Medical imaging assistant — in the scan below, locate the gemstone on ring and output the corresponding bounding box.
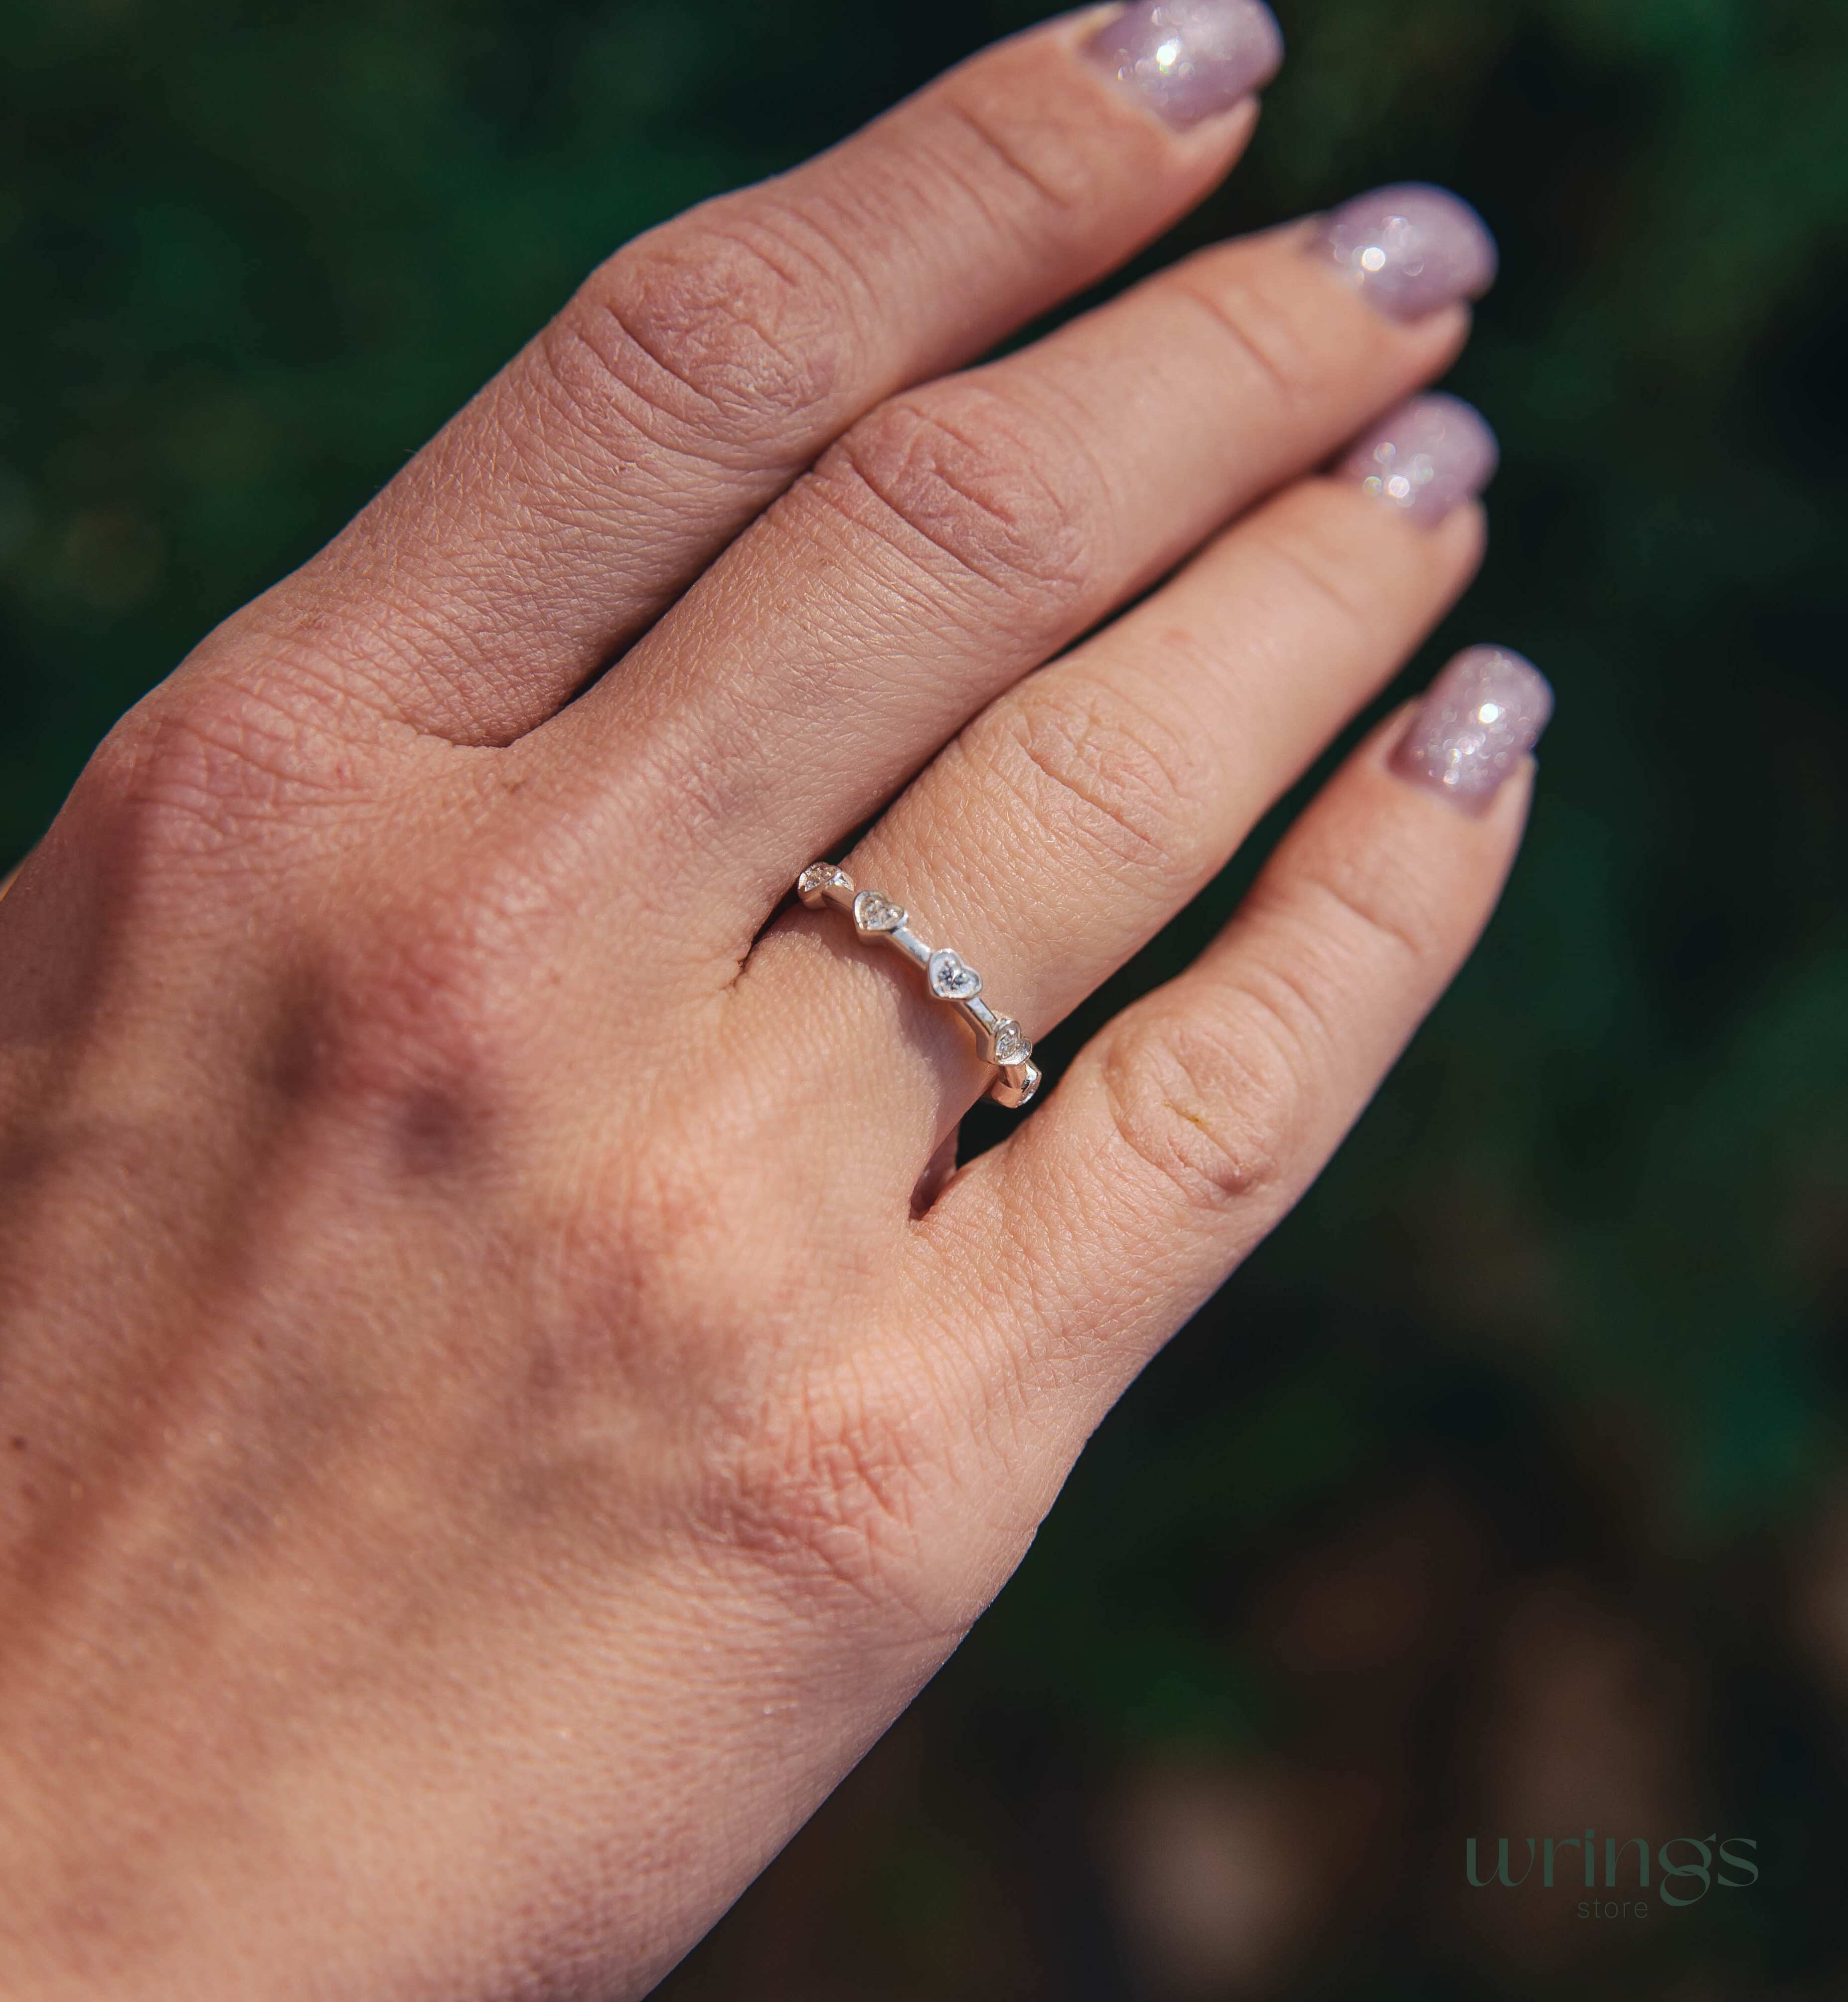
[926,948,982,1001]
[852,889,907,935]
[990,1018,1030,1066]
[797,861,848,899]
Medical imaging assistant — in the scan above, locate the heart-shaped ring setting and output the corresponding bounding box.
[797,862,849,901]
[926,949,982,1002]
[853,890,906,935]
[990,1018,1030,1066]
[799,860,1038,1111]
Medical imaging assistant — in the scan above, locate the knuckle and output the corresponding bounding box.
[1098,1000,1314,1216]
[1166,251,1344,414]
[974,676,1210,877]
[1257,842,1445,979]
[71,707,160,817]
[827,384,1097,613]
[1245,506,1381,646]
[540,204,854,461]
[71,677,353,865]
[933,79,1118,221]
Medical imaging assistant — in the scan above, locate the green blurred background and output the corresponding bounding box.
[5,0,1847,1993]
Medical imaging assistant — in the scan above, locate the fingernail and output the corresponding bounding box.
[1339,394,1498,526]
[1085,0,1285,130]
[1316,183,1498,321]
[1391,646,1552,814]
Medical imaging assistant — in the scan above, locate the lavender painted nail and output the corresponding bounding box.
[1392,646,1553,814]
[1339,394,1499,526]
[1318,184,1498,321]
[1085,0,1285,130]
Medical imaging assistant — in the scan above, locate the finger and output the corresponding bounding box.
[204,4,1285,745]
[738,393,1496,1168]
[539,186,1497,949]
[920,647,1553,1400]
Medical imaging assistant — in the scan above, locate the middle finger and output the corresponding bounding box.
[532,185,1496,964]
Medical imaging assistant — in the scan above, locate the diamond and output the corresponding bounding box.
[797,862,847,899]
[991,1018,1030,1065]
[926,949,981,1002]
[853,889,906,934]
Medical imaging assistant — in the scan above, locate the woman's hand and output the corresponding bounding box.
[0,5,1547,1995]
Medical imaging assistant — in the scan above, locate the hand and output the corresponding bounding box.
[0,5,1548,1994]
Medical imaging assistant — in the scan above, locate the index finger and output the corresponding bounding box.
[222,1,1285,746]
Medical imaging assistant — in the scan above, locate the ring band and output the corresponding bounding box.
[796,862,1041,1109]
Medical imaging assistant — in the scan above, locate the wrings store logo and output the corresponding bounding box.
[1465,1831,1759,1919]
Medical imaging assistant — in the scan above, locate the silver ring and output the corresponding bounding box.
[796,862,1041,1109]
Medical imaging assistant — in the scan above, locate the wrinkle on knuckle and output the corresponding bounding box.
[1245,510,1381,646]
[1098,1002,1311,1217]
[539,208,854,467]
[1167,259,1332,415]
[828,386,1096,614]
[931,86,1112,225]
[74,681,357,865]
[979,677,1208,877]
[1253,843,1443,979]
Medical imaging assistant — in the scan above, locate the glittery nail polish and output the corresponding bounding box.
[1339,394,1498,526]
[1317,184,1498,322]
[1392,646,1552,814]
[1085,0,1285,130]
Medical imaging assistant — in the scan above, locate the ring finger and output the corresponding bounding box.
[735,391,1501,1174]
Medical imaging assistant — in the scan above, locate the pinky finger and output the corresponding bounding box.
[919,646,1552,1404]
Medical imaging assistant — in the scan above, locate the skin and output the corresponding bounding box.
[0,13,1531,1998]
